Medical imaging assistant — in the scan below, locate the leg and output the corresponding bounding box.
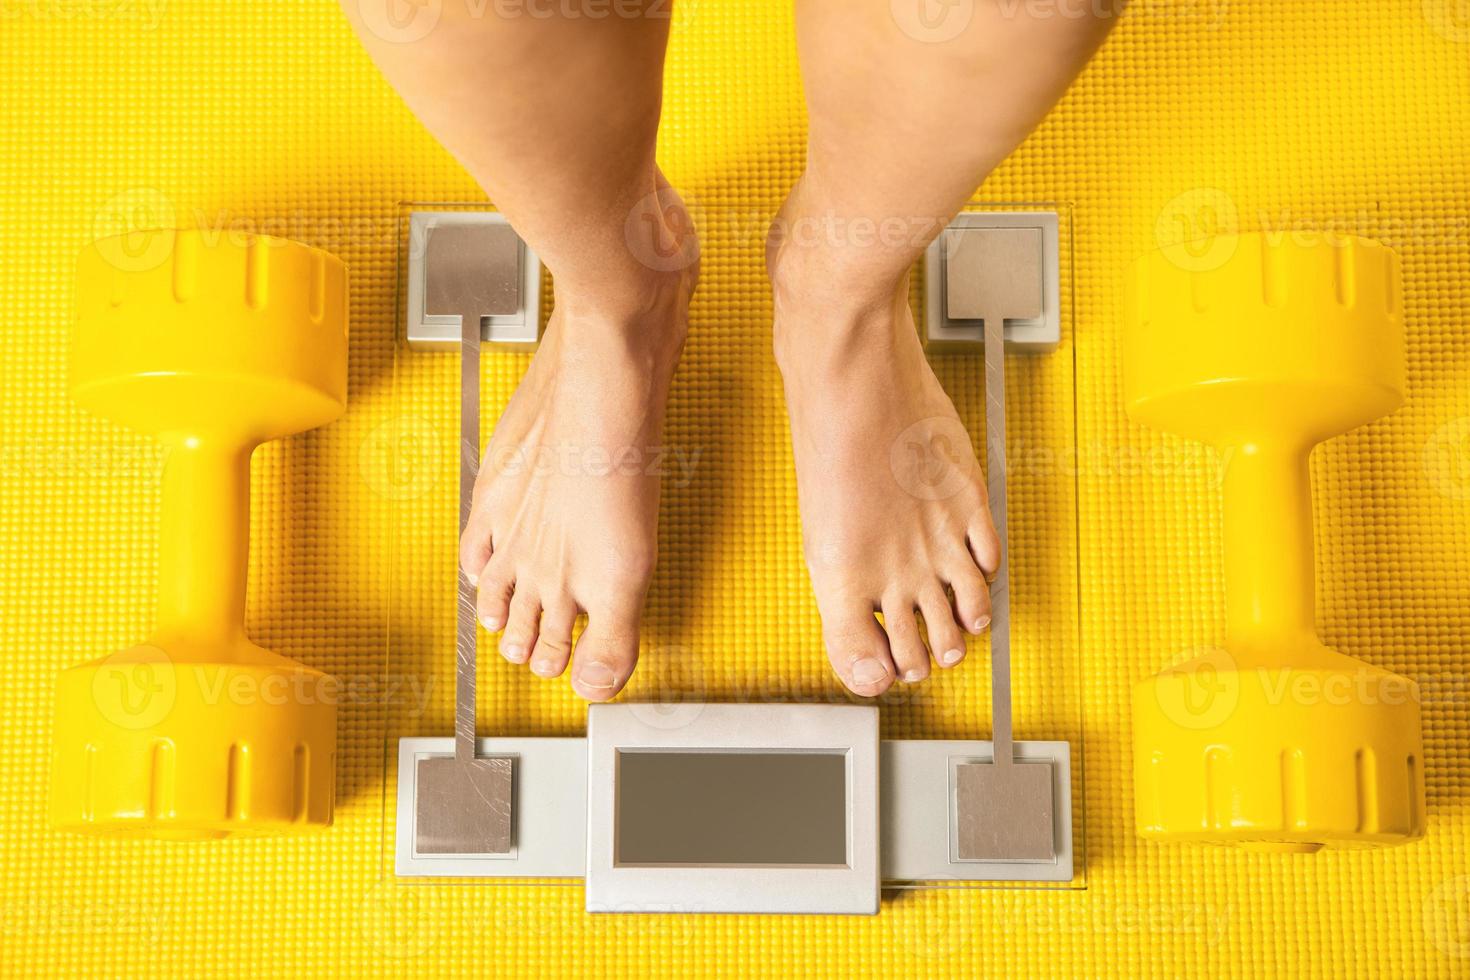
[341,3,697,700]
[774,0,1114,696]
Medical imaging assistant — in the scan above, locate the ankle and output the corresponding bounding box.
[548,264,693,368]
[768,236,913,364]
[766,173,924,303]
[553,262,693,320]
[537,170,700,329]
[769,243,906,314]
[766,202,920,355]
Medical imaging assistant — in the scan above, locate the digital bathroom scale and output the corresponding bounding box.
[384,205,1085,915]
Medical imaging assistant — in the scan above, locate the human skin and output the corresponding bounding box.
[771,0,1115,694]
[339,1,694,701]
[338,0,1114,700]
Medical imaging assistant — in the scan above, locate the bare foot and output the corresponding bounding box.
[460,183,696,701]
[769,208,999,698]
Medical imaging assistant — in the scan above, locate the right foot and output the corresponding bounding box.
[768,194,999,698]
[459,181,697,701]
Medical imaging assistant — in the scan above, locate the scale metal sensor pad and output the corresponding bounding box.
[394,209,1076,915]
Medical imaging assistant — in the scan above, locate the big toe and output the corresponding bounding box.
[570,609,642,702]
[821,600,897,698]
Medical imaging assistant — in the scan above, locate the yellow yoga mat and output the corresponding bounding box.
[3,0,1468,975]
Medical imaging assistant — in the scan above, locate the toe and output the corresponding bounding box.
[570,607,642,702]
[459,499,496,584]
[821,601,897,698]
[948,568,992,636]
[881,598,930,684]
[529,602,576,679]
[919,587,966,669]
[967,519,1001,578]
[476,572,514,632]
[499,590,540,664]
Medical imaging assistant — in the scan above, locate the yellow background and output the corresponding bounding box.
[3,0,1469,975]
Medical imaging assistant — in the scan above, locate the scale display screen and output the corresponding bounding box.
[614,751,848,867]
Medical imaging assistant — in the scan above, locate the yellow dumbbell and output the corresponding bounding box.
[51,231,347,838]
[1125,233,1425,851]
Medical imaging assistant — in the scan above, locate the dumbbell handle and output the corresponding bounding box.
[1221,440,1317,657]
[155,436,251,646]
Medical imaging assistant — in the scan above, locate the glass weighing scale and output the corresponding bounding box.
[372,203,1087,914]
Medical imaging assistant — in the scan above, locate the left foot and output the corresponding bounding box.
[769,199,1000,697]
[460,178,696,701]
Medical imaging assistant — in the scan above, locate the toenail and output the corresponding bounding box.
[500,641,525,663]
[851,658,889,686]
[530,659,558,678]
[481,614,504,631]
[941,648,965,666]
[578,662,617,690]
[902,669,926,683]
[973,617,990,632]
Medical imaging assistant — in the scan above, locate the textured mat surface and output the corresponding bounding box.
[3,0,1469,976]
